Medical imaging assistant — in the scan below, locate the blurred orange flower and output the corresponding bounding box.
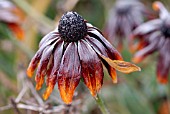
[0,0,25,40]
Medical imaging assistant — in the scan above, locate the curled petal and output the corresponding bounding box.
[88,29,122,60]
[85,36,117,83]
[100,55,141,73]
[8,23,24,40]
[35,42,56,90]
[57,42,81,104]
[78,40,103,96]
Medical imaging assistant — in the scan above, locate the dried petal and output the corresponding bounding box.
[85,36,117,83]
[157,39,170,84]
[43,41,64,100]
[46,41,64,86]
[57,42,81,104]
[133,19,162,36]
[88,29,123,60]
[78,40,103,96]
[39,31,59,48]
[100,55,141,73]
[132,39,159,63]
[35,42,56,90]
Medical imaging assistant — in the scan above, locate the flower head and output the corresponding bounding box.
[0,0,24,40]
[132,1,170,84]
[27,11,140,104]
[104,0,147,51]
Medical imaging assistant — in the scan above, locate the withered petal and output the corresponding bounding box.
[46,40,64,87]
[39,31,59,48]
[43,40,64,100]
[100,55,141,73]
[88,29,123,60]
[57,42,81,104]
[157,55,170,84]
[78,40,103,97]
[133,19,162,36]
[35,41,57,90]
[85,36,117,83]
[157,39,170,84]
[133,39,159,63]
[27,45,46,77]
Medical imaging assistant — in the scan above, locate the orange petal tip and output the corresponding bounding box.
[152,1,161,11]
[26,68,34,78]
[157,76,168,84]
[43,84,54,100]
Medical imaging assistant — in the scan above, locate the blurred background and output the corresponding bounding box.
[0,0,170,114]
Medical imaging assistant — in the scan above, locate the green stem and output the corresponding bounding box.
[94,94,110,114]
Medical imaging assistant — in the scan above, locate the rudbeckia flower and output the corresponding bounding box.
[0,0,24,40]
[104,0,147,51]
[27,11,140,104]
[132,1,170,84]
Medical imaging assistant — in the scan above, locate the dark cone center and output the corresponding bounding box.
[58,11,87,42]
[161,25,170,38]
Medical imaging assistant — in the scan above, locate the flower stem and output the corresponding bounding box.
[94,94,110,114]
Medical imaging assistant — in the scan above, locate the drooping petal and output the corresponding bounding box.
[88,29,123,60]
[152,1,169,20]
[27,48,45,77]
[85,36,118,83]
[57,42,81,104]
[39,31,59,48]
[132,38,159,63]
[78,40,103,97]
[35,41,57,90]
[133,19,162,36]
[157,39,170,84]
[100,55,141,73]
[46,41,64,86]
[43,41,64,100]
[7,23,24,40]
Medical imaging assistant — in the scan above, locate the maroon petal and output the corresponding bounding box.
[35,41,57,90]
[46,40,64,86]
[39,31,59,48]
[78,40,103,97]
[157,39,170,84]
[43,40,64,100]
[57,42,81,104]
[27,45,46,77]
[85,36,118,83]
[88,29,123,60]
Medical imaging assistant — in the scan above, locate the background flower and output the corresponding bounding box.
[104,0,149,51]
[0,0,24,40]
[132,1,170,83]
